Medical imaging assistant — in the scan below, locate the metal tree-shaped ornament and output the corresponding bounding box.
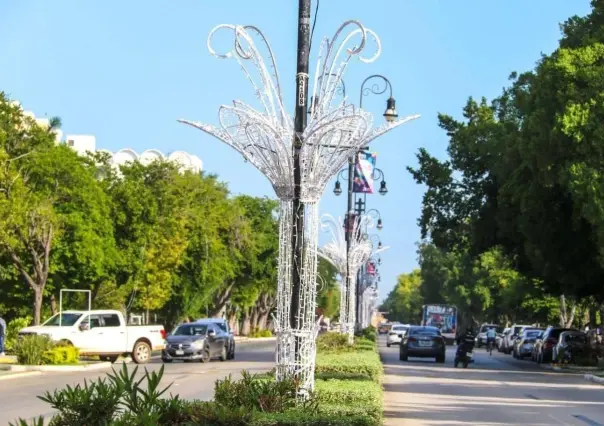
[179,21,418,393]
[317,214,387,342]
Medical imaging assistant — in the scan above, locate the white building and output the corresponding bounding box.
[64,135,203,175]
[11,101,203,174]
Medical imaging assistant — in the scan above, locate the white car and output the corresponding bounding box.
[19,309,166,364]
[387,324,410,347]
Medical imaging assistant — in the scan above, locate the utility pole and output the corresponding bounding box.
[345,154,356,334]
[290,0,311,363]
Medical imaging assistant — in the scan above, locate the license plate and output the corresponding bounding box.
[175,350,184,356]
[419,341,432,347]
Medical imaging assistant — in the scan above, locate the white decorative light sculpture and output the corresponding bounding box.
[179,21,418,392]
[317,214,387,342]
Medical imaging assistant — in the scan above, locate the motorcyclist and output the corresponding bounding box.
[456,325,476,351]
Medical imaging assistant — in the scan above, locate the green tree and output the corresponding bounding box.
[380,270,424,324]
[316,257,339,320]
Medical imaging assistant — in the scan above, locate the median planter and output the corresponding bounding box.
[11,331,384,425]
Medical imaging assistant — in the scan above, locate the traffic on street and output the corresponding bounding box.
[380,336,604,426]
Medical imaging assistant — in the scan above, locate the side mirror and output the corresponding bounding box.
[208,330,216,338]
[79,322,90,332]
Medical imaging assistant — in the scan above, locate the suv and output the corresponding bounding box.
[387,324,410,347]
[503,324,532,354]
[196,318,235,360]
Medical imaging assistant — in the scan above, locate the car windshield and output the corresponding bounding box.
[392,326,407,331]
[172,324,208,336]
[42,313,83,327]
[525,330,542,338]
[410,328,440,336]
[213,322,228,333]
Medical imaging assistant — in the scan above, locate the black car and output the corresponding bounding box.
[162,321,231,363]
[536,326,579,364]
[200,318,236,360]
[400,326,446,363]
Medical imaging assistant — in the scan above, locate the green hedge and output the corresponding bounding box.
[315,351,382,381]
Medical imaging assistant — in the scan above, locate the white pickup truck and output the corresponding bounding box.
[19,309,166,364]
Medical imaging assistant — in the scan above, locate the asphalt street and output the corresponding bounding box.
[381,337,604,426]
[0,340,275,425]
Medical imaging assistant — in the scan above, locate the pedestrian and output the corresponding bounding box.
[0,315,6,356]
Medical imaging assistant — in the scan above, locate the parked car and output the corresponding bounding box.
[387,324,410,347]
[19,310,165,364]
[535,326,579,364]
[475,324,502,348]
[162,320,230,363]
[503,324,532,354]
[379,323,393,335]
[512,328,544,359]
[496,327,510,351]
[399,326,446,363]
[553,330,588,363]
[198,318,236,360]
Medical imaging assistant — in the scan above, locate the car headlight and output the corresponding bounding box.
[191,340,204,349]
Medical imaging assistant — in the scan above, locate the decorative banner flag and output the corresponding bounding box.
[366,261,376,275]
[353,151,377,193]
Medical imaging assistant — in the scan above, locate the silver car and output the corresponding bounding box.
[162,321,230,363]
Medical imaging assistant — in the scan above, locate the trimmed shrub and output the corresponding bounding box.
[213,371,314,414]
[14,334,55,365]
[249,328,274,338]
[315,351,382,381]
[315,379,382,423]
[42,345,80,365]
[4,317,32,354]
[355,326,377,343]
[316,332,352,353]
[252,410,375,426]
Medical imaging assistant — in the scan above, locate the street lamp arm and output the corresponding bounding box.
[359,74,393,109]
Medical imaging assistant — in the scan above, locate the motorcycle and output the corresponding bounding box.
[454,343,474,368]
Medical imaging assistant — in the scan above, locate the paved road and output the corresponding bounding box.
[381,337,604,426]
[0,340,275,425]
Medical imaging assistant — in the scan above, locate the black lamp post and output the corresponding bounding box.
[329,75,395,334]
[290,0,311,368]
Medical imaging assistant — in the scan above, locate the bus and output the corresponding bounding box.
[421,304,457,343]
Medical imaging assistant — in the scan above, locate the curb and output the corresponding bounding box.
[584,374,604,385]
[0,371,43,381]
[234,337,276,343]
[8,362,112,372]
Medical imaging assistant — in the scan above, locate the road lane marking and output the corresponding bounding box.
[573,415,603,426]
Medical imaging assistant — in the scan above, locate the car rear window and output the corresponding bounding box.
[410,328,440,336]
[550,328,576,339]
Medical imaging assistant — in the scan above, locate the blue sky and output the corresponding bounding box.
[0,0,592,303]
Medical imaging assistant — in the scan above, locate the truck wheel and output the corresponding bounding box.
[228,344,235,360]
[219,345,228,362]
[132,341,151,364]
